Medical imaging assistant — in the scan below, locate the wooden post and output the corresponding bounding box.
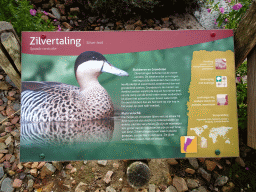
[247,46,256,149]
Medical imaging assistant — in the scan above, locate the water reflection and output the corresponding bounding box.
[21,119,114,146]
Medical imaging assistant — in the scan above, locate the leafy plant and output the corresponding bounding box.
[236,61,247,130]
[205,0,253,30]
[0,0,55,39]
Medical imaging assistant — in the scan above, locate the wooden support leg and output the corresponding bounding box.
[247,46,256,149]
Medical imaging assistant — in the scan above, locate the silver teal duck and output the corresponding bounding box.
[21,51,129,122]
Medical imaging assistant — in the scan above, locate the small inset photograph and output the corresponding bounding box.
[217,94,228,105]
[215,58,227,69]
[216,76,227,87]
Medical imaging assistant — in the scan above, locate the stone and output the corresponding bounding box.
[88,17,97,24]
[37,162,45,169]
[113,163,119,169]
[154,26,162,30]
[10,116,19,124]
[165,185,177,192]
[62,22,72,30]
[0,166,4,178]
[8,142,14,154]
[17,163,23,170]
[7,170,15,176]
[31,162,39,169]
[4,161,11,169]
[5,154,11,161]
[40,163,56,179]
[83,161,87,165]
[13,178,22,188]
[186,179,199,189]
[214,176,228,187]
[198,168,211,182]
[106,186,116,192]
[173,176,188,192]
[185,168,195,174]
[103,170,113,184]
[41,15,49,22]
[42,3,51,9]
[125,24,135,30]
[0,143,7,150]
[121,188,134,192]
[149,184,156,192]
[235,157,245,167]
[19,172,26,180]
[65,163,73,169]
[75,182,87,192]
[1,177,14,192]
[56,4,65,15]
[70,7,80,13]
[51,7,61,20]
[148,159,170,185]
[70,167,77,174]
[97,160,107,166]
[197,186,208,192]
[147,19,154,27]
[134,20,143,26]
[222,182,235,192]
[167,159,178,165]
[23,162,32,168]
[27,179,34,192]
[42,181,54,192]
[188,158,199,169]
[205,160,216,171]
[52,161,62,170]
[30,168,38,177]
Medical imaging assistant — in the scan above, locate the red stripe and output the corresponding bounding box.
[22,30,233,56]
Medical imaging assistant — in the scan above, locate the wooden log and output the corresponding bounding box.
[234,0,256,69]
[247,46,256,149]
[0,21,21,90]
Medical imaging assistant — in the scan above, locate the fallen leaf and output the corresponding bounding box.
[0,82,10,90]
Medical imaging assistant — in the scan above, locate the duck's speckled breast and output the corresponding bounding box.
[21,83,114,122]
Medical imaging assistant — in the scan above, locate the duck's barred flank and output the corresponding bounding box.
[21,120,114,145]
[21,82,114,122]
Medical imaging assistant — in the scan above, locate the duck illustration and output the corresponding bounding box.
[21,51,129,122]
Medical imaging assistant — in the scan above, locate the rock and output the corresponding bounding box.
[37,162,45,169]
[23,162,32,168]
[10,116,19,125]
[62,22,72,30]
[83,161,87,165]
[13,178,22,188]
[0,143,7,150]
[134,20,143,26]
[70,7,80,13]
[51,7,61,20]
[17,163,23,170]
[56,4,65,15]
[185,168,195,174]
[7,170,15,176]
[149,184,156,192]
[215,176,228,187]
[52,161,62,170]
[173,176,188,192]
[148,159,170,185]
[113,162,119,169]
[70,167,77,174]
[27,179,34,192]
[225,160,231,165]
[235,157,245,167]
[4,161,11,169]
[5,154,11,161]
[147,19,154,27]
[186,179,199,189]
[167,159,178,165]
[8,142,14,154]
[0,82,11,90]
[1,177,14,192]
[103,171,113,184]
[40,163,56,179]
[75,182,87,192]
[197,186,208,192]
[121,188,134,192]
[61,170,67,178]
[198,168,211,182]
[125,24,135,30]
[30,168,38,177]
[42,3,51,9]
[42,181,54,192]
[135,26,142,30]
[154,26,162,30]
[41,15,49,22]
[222,182,235,192]
[11,102,20,112]
[88,17,97,24]
[19,172,26,180]
[31,162,38,169]
[65,163,73,170]
[165,185,177,192]
[97,160,107,166]
[0,167,4,178]
[106,186,116,192]
[205,160,216,171]
[188,158,199,169]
